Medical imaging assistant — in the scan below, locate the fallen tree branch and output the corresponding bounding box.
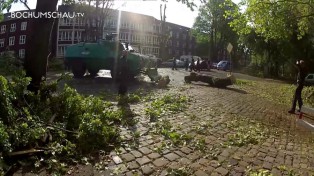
[8,149,45,157]
[184,72,236,88]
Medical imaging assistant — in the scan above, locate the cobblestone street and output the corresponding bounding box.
[44,69,314,176]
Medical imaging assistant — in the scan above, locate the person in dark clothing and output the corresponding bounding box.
[172,57,177,70]
[190,58,195,72]
[196,58,200,72]
[288,60,308,113]
[207,60,211,71]
[118,50,128,95]
[185,58,189,71]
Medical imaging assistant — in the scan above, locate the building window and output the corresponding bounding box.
[9,36,15,46]
[183,34,186,40]
[19,35,26,44]
[1,25,6,34]
[21,22,27,31]
[10,23,16,32]
[176,33,179,39]
[176,41,179,47]
[19,49,25,58]
[58,46,65,56]
[59,31,72,41]
[76,31,82,41]
[63,18,72,26]
[169,49,172,54]
[0,39,4,47]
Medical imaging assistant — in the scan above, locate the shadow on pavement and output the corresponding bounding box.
[57,75,160,101]
[224,87,248,94]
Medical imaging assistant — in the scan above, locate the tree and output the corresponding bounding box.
[24,0,59,92]
[226,0,314,77]
[192,0,238,62]
[228,0,314,40]
[23,0,114,92]
[159,3,167,60]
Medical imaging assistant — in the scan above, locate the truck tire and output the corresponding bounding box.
[88,69,99,77]
[72,62,86,78]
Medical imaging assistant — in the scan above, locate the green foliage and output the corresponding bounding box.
[145,94,188,121]
[227,0,314,40]
[226,118,269,147]
[192,0,238,60]
[152,118,193,146]
[235,80,314,108]
[0,70,124,173]
[166,167,193,176]
[0,51,24,75]
[235,79,256,86]
[48,58,65,71]
[225,0,314,78]
[127,93,141,103]
[248,169,272,176]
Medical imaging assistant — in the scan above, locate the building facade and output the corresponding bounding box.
[56,5,196,59]
[0,10,58,60]
[102,9,161,56]
[0,11,33,59]
[0,5,196,60]
[166,22,196,58]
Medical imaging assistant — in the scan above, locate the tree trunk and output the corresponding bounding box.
[159,4,167,60]
[24,0,58,92]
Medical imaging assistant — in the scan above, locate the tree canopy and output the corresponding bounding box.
[192,0,238,61]
[227,0,314,40]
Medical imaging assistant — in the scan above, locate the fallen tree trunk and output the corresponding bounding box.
[184,72,235,88]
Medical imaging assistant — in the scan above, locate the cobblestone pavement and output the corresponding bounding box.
[49,69,314,175]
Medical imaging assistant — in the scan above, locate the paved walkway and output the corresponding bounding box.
[74,79,314,176]
[18,69,314,176]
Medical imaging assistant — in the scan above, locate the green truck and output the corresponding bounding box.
[64,37,158,79]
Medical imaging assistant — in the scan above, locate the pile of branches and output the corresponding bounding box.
[0,70,123,175]
[146,68,170,88]
[184,72,236,88]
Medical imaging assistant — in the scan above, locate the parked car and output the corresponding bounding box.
[189,60,209,70]
[305,73,314,86]
[161,59,185,68]
[179,55,201,63]
[211,62,218,69]
[217,61,230,71]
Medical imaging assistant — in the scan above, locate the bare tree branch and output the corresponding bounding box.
[19,0,31,11]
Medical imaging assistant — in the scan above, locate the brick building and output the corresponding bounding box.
[0,11,33,59]
[0,10,58,60]
[0,5,196,60]
[56,5,196,59]
[166,22,196,58]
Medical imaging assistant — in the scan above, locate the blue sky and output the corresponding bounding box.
[7,0,241,28]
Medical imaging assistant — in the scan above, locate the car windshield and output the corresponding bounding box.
[218,61,227,65]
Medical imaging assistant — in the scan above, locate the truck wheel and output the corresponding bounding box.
[88,69,99,77]
[110,68,117,80]
[72,62,86,78]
